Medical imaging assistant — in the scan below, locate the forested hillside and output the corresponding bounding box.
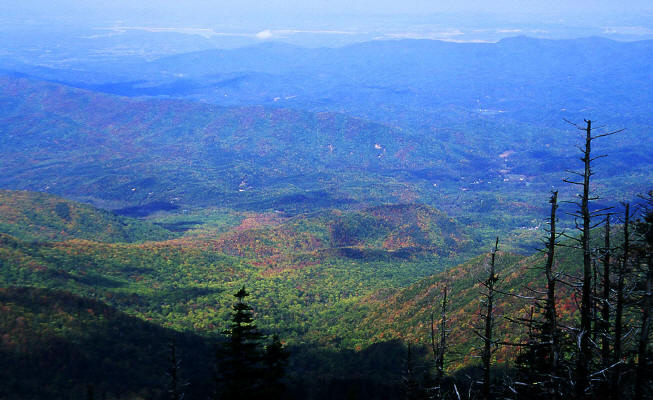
[0,287,214,400]
[2,74,650,242]
[0,190,172,242]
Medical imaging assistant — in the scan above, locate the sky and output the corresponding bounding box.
[6,0,653,23]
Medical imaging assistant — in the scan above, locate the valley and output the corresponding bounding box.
[0,33,652,399]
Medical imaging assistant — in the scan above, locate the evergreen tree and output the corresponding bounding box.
[218,286,289,400]
[221,286,265,400]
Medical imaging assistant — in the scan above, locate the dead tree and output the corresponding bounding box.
[479,238,500,400]
[562,119,623,398]
[402,343,423,400]
[544,192,561,365]
[431,284,448,383]
[542,191,563,399]
[634,252,652,400]
[600,215,612,370]
[611,204,631,399]
[633,196,653,400]
[512,191,564,400]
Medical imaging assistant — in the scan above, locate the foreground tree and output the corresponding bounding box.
[610,204,633,399]
[219,286,288,400]
[432,286,448,382]
[477,238,500,400]
[599,214,612,372]
[541,190,563,397]
[429,284,449,399]
[515,191,566,400]
[562,119,622,398]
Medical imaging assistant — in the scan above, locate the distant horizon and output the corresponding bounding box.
[2,2,653,55]
[2,22,653,63]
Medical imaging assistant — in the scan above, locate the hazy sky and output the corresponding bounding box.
[6,0,653,23]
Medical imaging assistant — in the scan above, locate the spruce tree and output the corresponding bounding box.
[222,286,265,400]
[219,286,289,400]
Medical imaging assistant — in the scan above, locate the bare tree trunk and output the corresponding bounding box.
[634,254,652,400]
[403,343,421,400]
[576,120,593,400]
[431,285,448,399]
[592,260,599,343]
[437,285,447,381]
[561,119,623,399]
[544,191,561,399]
[482,238,499,400]
[612,204,630,399]
[601,216,611,369]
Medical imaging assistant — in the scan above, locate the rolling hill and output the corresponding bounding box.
[0,190,172,242]
[0,199,475,344]
[0,208,611,397]
[196,204,471,260]
[0,74,450,211]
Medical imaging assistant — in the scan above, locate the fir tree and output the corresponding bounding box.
[221,286,265,400]
[219,286,289,400]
